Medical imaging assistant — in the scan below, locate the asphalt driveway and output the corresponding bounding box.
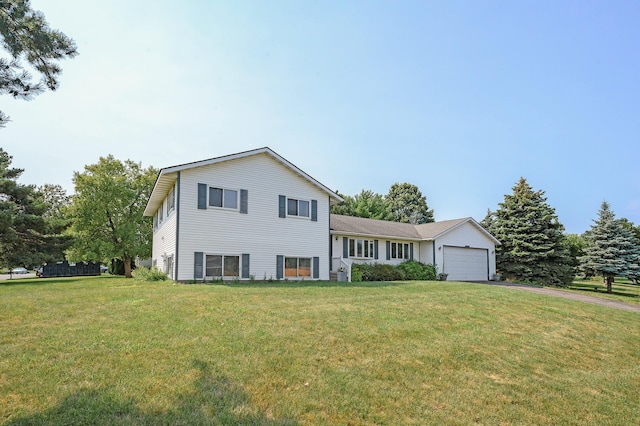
[0,273,37,281]
[480,281,640,313]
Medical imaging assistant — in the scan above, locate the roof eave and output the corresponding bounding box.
[330,229,424,242]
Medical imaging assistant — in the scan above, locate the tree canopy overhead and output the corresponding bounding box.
[0,0,77,127]
[68,156,157,278]
[486,177,572,286]
[331,183,434,224]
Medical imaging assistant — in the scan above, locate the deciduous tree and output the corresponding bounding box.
[491,177,572,286]
[68,156,157,278]
[0,0,77,127]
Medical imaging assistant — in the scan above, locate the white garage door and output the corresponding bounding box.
[443,246,488,281]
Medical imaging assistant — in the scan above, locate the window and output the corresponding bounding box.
[159,201,164,222]
[285,257,312,278]
[348,238,375,258]
[165,255,174,279]
[390,242,410,260]
[287,198,310,217]
[167,186,175,214]
[205,255,240,277]
[209,187,238,209]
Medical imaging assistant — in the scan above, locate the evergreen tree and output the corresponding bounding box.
[0,0,77,126]
[0,148,70,270]
[386,182,434,224]
[480,208,496,232]
[352,189,393,220]
[580,202,640,293]
[492,177,572,286]
[330,191,356,216]
[563,233,587,277]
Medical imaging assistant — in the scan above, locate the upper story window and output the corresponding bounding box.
[279,195,317,221]
[198,183,248,214]
[209,187,238,210]
[287,198,309,217]
[167,186,175,214]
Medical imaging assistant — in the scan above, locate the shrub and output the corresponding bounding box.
[132,266,168,282]
[397,260,437,281]
[350,261,436,282]
[351,267,363,282]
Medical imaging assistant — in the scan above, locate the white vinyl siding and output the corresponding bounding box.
[176,153,330,281]
[432,222,497,280]
[152,203,178,278]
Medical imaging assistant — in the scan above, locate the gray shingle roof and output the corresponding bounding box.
[330,214,421,239]
[330,214,476,241]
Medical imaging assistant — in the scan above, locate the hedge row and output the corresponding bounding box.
[351,260,437,282]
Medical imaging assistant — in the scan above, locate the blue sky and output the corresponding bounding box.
[2,0,639,234]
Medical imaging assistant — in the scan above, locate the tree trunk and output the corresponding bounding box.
[124,255,132,278]
[605,275,613,294]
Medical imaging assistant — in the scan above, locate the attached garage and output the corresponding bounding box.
[443,246,489,281]
[330,215,500,282]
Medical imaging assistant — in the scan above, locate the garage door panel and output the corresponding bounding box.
[443,247,488,281]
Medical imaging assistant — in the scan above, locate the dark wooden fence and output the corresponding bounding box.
[39,261,102,278]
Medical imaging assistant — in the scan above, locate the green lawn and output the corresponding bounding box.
[1,276,639,425]
[568,277,640,305]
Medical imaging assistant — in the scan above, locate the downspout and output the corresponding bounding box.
[174,172,181,280]
[432,241,436,266]
[328,195,331,278]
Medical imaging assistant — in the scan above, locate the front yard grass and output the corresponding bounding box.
[1,276,639,425]
[568,276,640,305]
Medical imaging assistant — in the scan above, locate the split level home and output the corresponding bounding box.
[143,147,499,282]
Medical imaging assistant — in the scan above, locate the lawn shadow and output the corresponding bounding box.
[7,360,297,426]
[0,275,121,287]
[570,280,640,300]
[193,279,418,289]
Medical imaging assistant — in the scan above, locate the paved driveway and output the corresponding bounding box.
[0,273,37,281]
[479,281,640,313]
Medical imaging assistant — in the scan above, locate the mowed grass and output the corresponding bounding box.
[568,277,640,305]
[1,277,639,425]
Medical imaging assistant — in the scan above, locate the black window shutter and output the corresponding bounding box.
[311,200,318,222]
[278,195,286,218]
[313,257,320,279]
[276,255,284,279]
[343,237,349,258]
[410,243,414,260]
[194,252,203,279]
[240,190,248,214]
[197,184,207,209]
[386,241,391,260]
[374,240,379,260]
[242,254,250,278]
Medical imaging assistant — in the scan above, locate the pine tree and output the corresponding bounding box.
[386,182,434,224]
[0,148,70,270]
[480,208,495,232]
[0,0,77,126]
[580,202,640,293]
[492,177,573,286]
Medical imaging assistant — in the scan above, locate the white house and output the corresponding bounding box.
[143,147,342,281]
[144,147,499,282]
[330,215,500,281]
